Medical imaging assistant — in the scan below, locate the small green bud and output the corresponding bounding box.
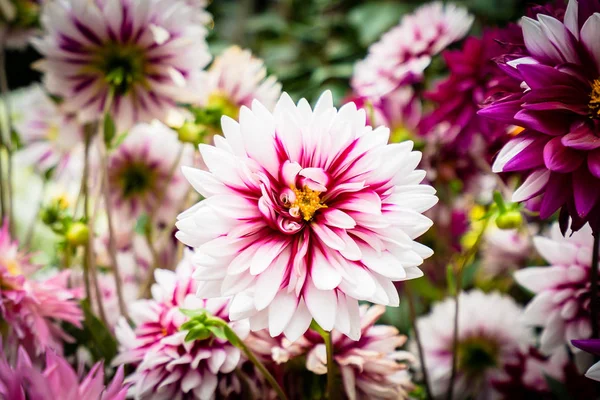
[177,121,207,145]
[66,222,89,246]
[495,210,523,230]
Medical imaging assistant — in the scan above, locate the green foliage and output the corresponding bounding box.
[76,299,118,363]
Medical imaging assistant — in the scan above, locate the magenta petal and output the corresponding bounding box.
[588,149,600,178]
[572,339,600,356]
[514,109,571,136]
[477,98,522,124]
[573,167,600,217]
[539,172,569,219]
[561,123,600,150]
[503,136,547,172]
[543,137,583,172]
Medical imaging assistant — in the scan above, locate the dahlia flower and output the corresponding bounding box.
[107,120,193,223]
[417,290,531,399]
[306,304,415,400]
[481,0,600,231]
[351,2,473,98]
[12,85,83,180]
[113,252,248,399]
[33,0,211,132]
[176,90,438,340]
[515,222,595,353]
[0,222,83,357]
[573,339,600,381]
[0,345,128,400]
[200,46,282,118]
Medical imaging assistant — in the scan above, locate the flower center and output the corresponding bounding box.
[290,186,327,221]
[95,44,147,95]
[2,258,21,276]
[457,336,499,375]
[207,91,239,120]
[118,163,155,198]
[589,79,600,117]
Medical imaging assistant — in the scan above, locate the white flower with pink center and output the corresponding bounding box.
[515,222,595,353]
[113,253,248,399]
[176,90,438,341]
[33,0,211,132]
[351,2,473,98]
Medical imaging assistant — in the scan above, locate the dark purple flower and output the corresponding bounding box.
[480,0,600,232]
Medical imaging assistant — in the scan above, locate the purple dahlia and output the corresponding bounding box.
[480,0,600,232]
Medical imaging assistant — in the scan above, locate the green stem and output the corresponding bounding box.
[0,39,13,236]
[222,324,288,400]
[405,283,433,400]
[312,322,336,400]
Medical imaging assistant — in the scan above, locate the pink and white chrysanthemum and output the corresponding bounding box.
[200,46,281,115]
[0,346,128,400]
[33,0,211,132]
[351,2,473,98]
[108,120,193,223]
[0,222,83,357]
[12,85,83,180]
[306,304,415,400]
[417,290,531,399]
[515,222,595,353]
[176,90,438,341]
[113,253,248,400]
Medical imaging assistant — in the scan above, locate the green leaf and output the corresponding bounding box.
[179,308,208,319]
[207,325,227,340]
[134,214,149,235]
[103,112,116,146]
[543,374,571,400]
[180,319,200,332]
[185,326,211,342]
[348,2,413,46]
[80,299,118,363]
[407,275,444,302]
[223,325,241,347]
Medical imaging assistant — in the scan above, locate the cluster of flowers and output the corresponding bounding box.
[1,0,600,399]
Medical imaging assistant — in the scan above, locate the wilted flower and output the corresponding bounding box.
[306,304,415,400]
[0,345,128,400]
[0,221,83,357]
[515,222,595,353]
[481,0,600,232]
[176,90,437,341]
[33,0,211,132]
[113,252,248,399]
[417,290,531,399]
[107,120,192,224]
[352,2,473,98]
[12,85,84,180]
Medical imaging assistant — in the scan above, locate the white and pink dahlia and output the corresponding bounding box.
[351,2,473,98]
[12,85,83,180]
[114,253,247,399]
[515,222,595,353]
[33,0,211,132]
[417,290,531,399]
[200,46,282,116]
[176,90,438,341]
[306,304,415,400]
[108,120,193,223]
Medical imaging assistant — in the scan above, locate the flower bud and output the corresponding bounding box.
[495,210,523,230]
[66,222,89,247]
[177,121,206,145]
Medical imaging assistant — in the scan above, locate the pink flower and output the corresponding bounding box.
[0,345,128,400]
[0,222,83,357]
[351,2,473,98]
[107,121,193,224]
[515,222,595,353]
[113,252,247,399]
[306,305,415,400]
[480,227,531,279]
[176,90,438,341]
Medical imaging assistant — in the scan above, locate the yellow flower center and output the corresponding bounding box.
[589,79,600,117]
[207,91,239,120]
[291,186,327,221]
[1,257,21,276]
[47,124,59,141]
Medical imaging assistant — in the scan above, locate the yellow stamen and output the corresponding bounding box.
[4,259,21,276]
[291,186,327,221]
[589,79,600,117]
[509,126,525,137]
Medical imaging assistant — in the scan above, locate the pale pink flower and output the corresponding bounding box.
[200,46,281,115]
[0,345,128,400]
[33,0,211,132]
[417,290,531,399]
[480,227,531,279]
[176,90,437,341]
[107,120,193,223]
[306,304,415,400]
[515,222,595,353]
[351,2,473,98]
[113,252,248,399]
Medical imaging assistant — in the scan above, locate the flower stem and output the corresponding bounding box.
[446,215,490,400]
[0,39,14,236]
[405,283,433,400]
[312,322,336,400]
[591,230,599,340]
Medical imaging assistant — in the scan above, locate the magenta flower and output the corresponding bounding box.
[176,91,438,341]
[33,0,211,132]
[480,0,600,231]
[515,222,595,353]
[352,2,473,98]
[113,252,247,399]
[0,346,128,400]
[572,339,600,381]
